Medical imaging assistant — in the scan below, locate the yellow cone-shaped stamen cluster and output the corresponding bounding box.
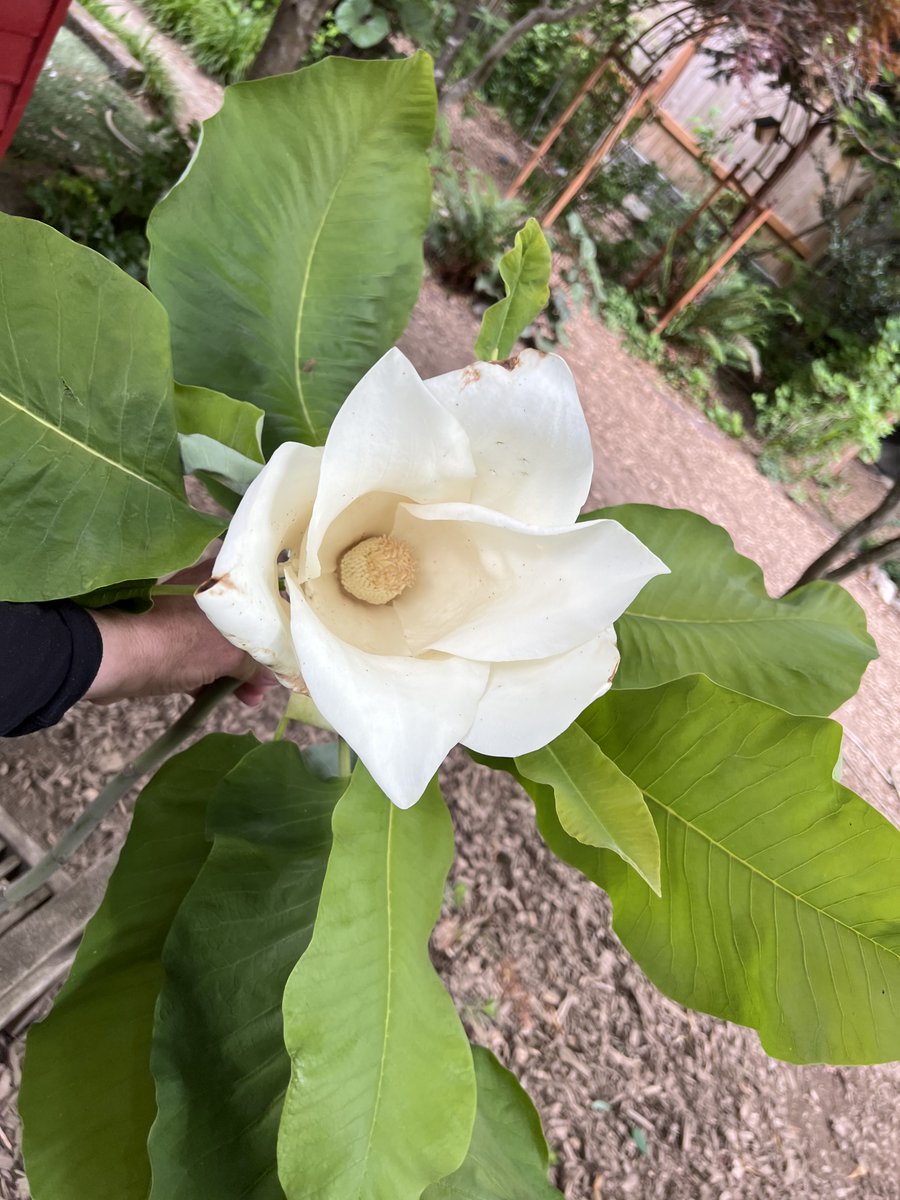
[339,535,417,605]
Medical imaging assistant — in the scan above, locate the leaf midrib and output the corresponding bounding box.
[626,610,838,628]
[490,254,527,357]
[0,386,176,498]
[292,72,417,445]
[359,802,395,1186]
[640,781,900,967]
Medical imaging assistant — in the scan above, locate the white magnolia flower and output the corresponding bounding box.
[196,348,667,808]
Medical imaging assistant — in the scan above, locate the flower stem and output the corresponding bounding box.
[0,678,238,912]
[273,703,291,742]
[150,583,199,597]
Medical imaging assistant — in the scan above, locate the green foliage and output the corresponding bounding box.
[148,741,343,1198]
[423,1047,562,1199]
[329,0,435,51]
[837,70,900,191]
[590,504,876,716]
[20,734,258,1200]
[777,177,899,354]
[517,723,660,893]
[746,157,900,481]
[753,317,900,478]
[0,216,221,603]
[427,127,525,290]
[27,123,189,280]
[278,767,476,1198]
[480,7,630,173]
[663,267,799,378]
[175,383,265,506]
[149,55,436,451]
[474,218,550,359]
[335,0,391,47]
[520,675,900,1066]
[139,0,270,83]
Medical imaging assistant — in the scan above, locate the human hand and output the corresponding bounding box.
[84,564,277,706]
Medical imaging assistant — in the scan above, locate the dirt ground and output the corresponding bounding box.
[3,64,900,1200]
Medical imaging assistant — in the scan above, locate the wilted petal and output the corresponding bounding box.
[394,504,668,661]
[196,441,322,686]
[462,632,620,756]
[284,575,490,809]
[303,348,475,579]
[424,350,593,525]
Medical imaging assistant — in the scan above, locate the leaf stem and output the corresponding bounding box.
[0,678,238,912]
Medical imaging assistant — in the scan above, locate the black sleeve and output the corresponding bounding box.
[0,601,103,737]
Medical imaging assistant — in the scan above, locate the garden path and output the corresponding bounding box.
[98,0,223,133]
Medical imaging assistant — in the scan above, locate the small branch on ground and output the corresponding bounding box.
[0,678,239,912]
[821,532,900,584]
[785,478,900,592]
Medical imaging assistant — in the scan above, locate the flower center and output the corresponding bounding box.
[338,535,417,606]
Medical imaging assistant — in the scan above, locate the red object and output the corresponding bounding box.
[0,0,71,157]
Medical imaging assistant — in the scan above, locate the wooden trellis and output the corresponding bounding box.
[507,7,835,325]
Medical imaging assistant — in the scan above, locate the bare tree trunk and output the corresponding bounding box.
[248,0,332,80]
[433,0,481,94]
[785,477,900,592]
[441,0,596,107]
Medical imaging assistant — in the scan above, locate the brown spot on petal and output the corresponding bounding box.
[608,659,620,684]
[462,365,481,387]
[197,571,238,595]
[496,355,521,371]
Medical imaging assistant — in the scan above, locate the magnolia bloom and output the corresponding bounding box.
[196,348,667,808]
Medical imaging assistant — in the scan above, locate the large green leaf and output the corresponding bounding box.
[424,1046,562,1199]
[148,55,436,452]
[591,505,876,716]
[516,723,660,894]
[148,742,343,1199]
[278,767,476,1198]
[0,215,221,602]
[20,733,257,1200]
[518,676,900,1065]
[474,218,551,361]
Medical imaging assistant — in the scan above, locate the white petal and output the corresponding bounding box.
[423,350,593,525]
[393,504,668,661]
[303,348,475,579]
[462,632,620,756]
[196,441,322,686]
[284,575,489,809]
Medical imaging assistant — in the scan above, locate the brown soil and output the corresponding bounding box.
[3,75,900,1200]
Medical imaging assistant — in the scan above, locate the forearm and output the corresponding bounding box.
[0,601,102,736]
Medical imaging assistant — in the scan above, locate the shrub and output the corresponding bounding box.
[425,134,524,289]
[28,126,190,279]
[753,317,900,477]
[140,0,271,83]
